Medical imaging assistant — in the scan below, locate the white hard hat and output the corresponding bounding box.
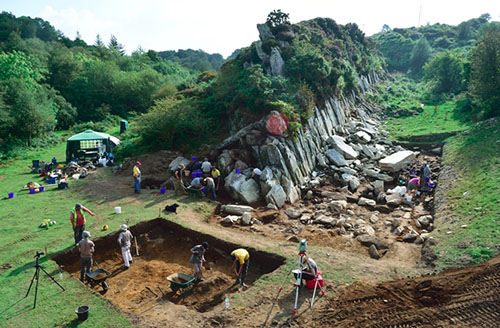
[120,224,127,231]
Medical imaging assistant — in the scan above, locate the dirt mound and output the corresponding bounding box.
[293,256,500,327]
[118,150,181,178]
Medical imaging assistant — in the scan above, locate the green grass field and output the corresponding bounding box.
[385,100,472,141]
[0,137,208,327]
[432,118,500,267]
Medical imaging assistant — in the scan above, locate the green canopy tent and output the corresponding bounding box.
[66,130,112,162]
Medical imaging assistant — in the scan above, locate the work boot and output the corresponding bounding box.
[241,283,248,289]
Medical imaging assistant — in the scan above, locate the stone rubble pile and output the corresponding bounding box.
[63,161,96,178]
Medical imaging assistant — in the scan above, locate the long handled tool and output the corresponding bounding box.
[262,265,295,327]
[134,237,139,256]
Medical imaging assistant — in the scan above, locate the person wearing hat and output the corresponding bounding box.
[231,248,250,289]
[118,224,134,269]
[133,161,142,194]
[78,231,95,282]
[70,203,95,244]
[211,167,221,190]
[189,242,209,281]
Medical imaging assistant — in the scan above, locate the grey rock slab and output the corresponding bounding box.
[270,47,285,76]
[169,157,191,172]
[241,212,252,226]
[325,149,347,166]
[355,131,372,144]
[328,200,347,212]
[358,197,376,207]
[265,184,287,208]
[315,215,336,226]
[320,191,347,201]
[356,235,390,249]
[368,245,381,259]
[221,204,254,216]
[386,193,402,207]
[221,215,240,226]
[285,208,302,219]
[329,135,359,159]
[379,150,416,172]
[239,179,261,204]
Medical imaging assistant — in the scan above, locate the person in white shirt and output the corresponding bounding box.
[117,224,134,269]
[201,158,212,176]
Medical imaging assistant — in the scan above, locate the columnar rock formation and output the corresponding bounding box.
[213,75,417,208]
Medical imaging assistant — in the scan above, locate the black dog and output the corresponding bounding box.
[164,203,180,214]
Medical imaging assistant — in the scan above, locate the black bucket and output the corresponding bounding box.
[75,305,89,321]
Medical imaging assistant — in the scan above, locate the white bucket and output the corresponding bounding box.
[114,206,121,214]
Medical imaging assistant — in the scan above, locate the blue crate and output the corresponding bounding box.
[47,177,57,185]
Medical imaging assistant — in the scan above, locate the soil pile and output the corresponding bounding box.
[293,256,500,327]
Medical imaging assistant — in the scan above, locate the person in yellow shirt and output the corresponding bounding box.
[231,248,250,288]
[211,167,221,190]
[133,161,141,194]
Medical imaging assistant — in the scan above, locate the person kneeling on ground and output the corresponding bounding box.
[231,248,250,289]
[293,256,318,287]
[118,224,134,270]
[189,242,209,281]
[78,231,95,282]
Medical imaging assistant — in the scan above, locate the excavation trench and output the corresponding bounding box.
[52,218,285,313]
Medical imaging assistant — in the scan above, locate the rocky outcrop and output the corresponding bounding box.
[270,47,285,77]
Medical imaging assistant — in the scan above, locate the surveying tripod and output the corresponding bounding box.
[25,251,65,309]
[263,239,325,326]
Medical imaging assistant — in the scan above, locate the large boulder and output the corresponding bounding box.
[379,150,416,172]
[328,136,359,159]
[372,180,385,196]
[315,215,336,226]
[221,204,254,216]
[224,171,247,199]
[169,157,191,172]
[386,193,402,207]
[257,23,273,41]
[259,167,280,196]
[282,176,300,204]
[355,131,372,144]
[328,200,347,212]
[356,235,390,249]
[218,150,234,175]
[239,179,261,204]
[270,47,285,77]
[266,111,289,136]
[285,208,302,219]
[325,149,347,166]
[265,185,287,208]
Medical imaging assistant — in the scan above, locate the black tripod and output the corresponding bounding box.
[25,251,65,308]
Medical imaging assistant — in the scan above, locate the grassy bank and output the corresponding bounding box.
[384,100,472,142]
[432,117,500,267]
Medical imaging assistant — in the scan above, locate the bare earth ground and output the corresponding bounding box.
[64,164,500,328]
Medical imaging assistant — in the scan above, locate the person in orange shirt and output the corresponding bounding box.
[70,203,95,244]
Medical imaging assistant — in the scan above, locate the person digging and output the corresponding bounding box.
[231,248,250,289]
[117,224,134,270]
[70,203,95,244]
[78,231,95,282]
[189,242,209,281]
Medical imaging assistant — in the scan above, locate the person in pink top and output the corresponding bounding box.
[408,177,420,190]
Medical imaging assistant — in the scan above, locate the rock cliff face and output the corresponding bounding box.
[214,72,416,208]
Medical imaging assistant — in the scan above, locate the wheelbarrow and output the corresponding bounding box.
[184,186,205,198]
[86,268,111,292]
[167,272,197,296]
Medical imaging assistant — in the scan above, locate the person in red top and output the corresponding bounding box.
[70,203,95,244]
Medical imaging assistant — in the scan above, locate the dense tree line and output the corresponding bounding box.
[372,14,499,119]
[158,49,225,72]
[0,12,210,150]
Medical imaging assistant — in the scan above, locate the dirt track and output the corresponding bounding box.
[291,256,500,328]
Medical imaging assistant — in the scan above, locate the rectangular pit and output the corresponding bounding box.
[53,218,285,314]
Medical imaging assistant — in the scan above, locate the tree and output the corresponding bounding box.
[469,28,500,117]
[410,37,431,73]
[423,51,464,94]
[381,24,391,33]
[108,34,125,56]
[266,10,290,28]
[94,34,104,47]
